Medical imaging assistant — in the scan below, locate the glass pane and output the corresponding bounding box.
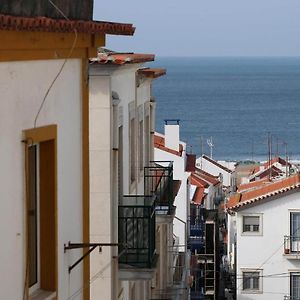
[253,225,259,232]
[243,272,259,290]
[291,213,300,237]
[253,276,259,289]
[28,145,37,287]
[243,272,251,290]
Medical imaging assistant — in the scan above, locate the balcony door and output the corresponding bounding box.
[291,213,300,252]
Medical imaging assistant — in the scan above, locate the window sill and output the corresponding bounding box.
[241,290,262,294]
[241,231,262,236]
[30,290,56,300]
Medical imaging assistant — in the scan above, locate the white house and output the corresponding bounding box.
[0,12,134,300]
[89,50,180,300]
[196,155,236,191]
[154,123,189,250]
[227,174,300,300]
[154,121,192,299]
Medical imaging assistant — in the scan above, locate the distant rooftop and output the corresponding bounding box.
[227,174,300,211]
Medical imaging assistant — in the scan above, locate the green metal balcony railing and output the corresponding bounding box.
[144,161,174,215]
[118,195,157,268]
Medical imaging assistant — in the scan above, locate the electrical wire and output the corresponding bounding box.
[236,223,300,291]
[33,0,78,128]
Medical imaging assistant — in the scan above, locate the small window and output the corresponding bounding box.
[243,271,260,291]
[243,216,260,233]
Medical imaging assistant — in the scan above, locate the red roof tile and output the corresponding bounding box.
[95,53,155,64]
[195,168,220,186]
[249,165,282,182]
[190,173,209,188]
[154,134,183,157]
[138,68,166,78]
[0,14,135,35]
[227,174,300,210]
[263,156,291,169]
[192,187,206,205]
[237,178,272,192]
[202,155,233,174]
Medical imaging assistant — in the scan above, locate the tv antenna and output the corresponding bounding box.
[207,137,214,159]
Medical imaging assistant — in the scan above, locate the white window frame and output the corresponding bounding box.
[289,270,300,300]
[241,213,263,236]
[241,268,263,294]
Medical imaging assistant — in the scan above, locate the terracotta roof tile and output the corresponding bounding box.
[190,173,209,188]
[249,165,283,182]
[237,178,272,192]
[195,167,220,186]
[94,53,155,64]
[138,68,166,78]
[263,156,291,169]
[227,174,300,210]
[154,134,183,157]
[192,187,206,205]
[0,14,135,35]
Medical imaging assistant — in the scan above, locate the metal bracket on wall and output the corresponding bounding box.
[64,242,120,273]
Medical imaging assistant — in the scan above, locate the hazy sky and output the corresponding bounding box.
[94,0,300,57]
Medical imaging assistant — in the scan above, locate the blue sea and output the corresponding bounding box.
[151,57,300,162]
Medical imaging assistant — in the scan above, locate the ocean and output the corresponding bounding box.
[151,57,300,162]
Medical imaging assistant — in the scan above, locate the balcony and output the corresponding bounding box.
[144,161,175,215]
[189,213,205,252]
[284,236,300,258]
[118,195,157,269]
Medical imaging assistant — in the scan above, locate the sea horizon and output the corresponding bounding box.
[151,57,300,161]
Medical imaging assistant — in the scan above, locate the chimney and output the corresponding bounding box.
[164,119,180,151]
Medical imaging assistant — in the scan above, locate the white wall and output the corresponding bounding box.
[236,191,300,300]
[89,75,115,300]
[154,141,189,250]
[89,63,154,300]
[196,156,232,187]
[0,59,83,299]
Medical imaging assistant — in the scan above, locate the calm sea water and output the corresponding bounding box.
[151,57,300,161]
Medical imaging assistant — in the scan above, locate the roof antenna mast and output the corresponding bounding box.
[207,136,214,159]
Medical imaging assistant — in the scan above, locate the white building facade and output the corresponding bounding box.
[0,14,134,300]
[227,175,300,300]
[89,51,178,300]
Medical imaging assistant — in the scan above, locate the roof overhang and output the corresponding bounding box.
[0,14,135,35]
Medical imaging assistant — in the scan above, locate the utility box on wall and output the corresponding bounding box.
[0,0,93,20]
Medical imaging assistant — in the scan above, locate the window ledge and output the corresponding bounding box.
[241,290,263,294]
[30,290,56,300]
[241,232,262,236]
